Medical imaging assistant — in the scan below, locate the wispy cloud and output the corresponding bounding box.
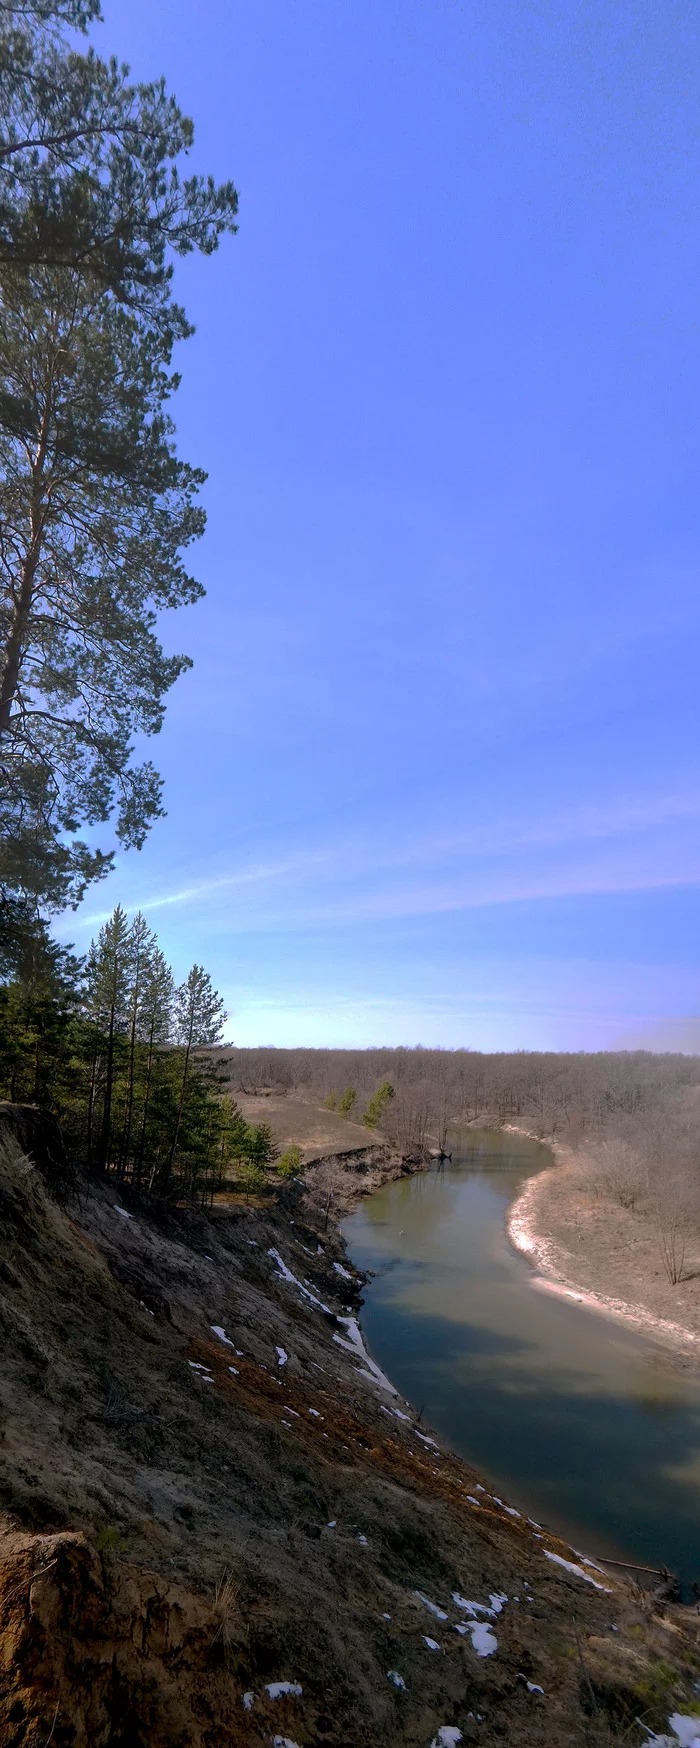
[65,787,700,936]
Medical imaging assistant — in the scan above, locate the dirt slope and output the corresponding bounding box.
[1,1136,699,1747]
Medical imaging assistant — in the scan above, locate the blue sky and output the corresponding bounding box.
[61,0,700,1050]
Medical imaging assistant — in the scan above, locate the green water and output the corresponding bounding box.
[343,1129,700,1591]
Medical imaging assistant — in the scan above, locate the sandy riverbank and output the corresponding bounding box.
[506,1132,700,1367]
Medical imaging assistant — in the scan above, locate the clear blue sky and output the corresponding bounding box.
[62,0,700,1050]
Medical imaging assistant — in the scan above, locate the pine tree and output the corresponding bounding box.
[0,0,238,957]
[134,944,173,1186]
[118,911,154,1176]
[163,964,225,1186]
[83,903,130,1169]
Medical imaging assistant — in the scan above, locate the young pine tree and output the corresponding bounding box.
[84,904,131,1170]
[135,946,174,1187]
[163,964,225,1186]
[118,911,156,1178]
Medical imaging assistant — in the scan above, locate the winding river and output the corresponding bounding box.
[343,1128,700,1593]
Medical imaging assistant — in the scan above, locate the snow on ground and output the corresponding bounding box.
[210,1325,234,1347]
[265,1681,303,1699]
[544,1551,612,1592]
[644,1720,700,1748]
[468,1622,498,1657]
[414,1592,449,1621]
[333,1262,353,1280]
[242,1692,254,1710]
[267,1248,332,1315]
[423,1636,440,1651]
[387,1671,406,1689]
[332,1315,398,1394]
[114,1206,133,1219]
[272,1738,301,1748]
[431,1729,463,1747]
[452,1592,507,1618]
[276,1346,288,1365]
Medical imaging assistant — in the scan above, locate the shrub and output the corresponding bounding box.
[363,1081,395,1129]
[277,1145,302,1178]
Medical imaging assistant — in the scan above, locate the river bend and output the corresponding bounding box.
[343,1128,700,1592]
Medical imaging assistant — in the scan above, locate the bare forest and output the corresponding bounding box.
[218,1044,700,1285]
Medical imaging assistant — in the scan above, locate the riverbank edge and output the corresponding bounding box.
[504,1126,700,1361]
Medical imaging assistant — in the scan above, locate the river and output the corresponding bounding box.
[343,1128,700,1593]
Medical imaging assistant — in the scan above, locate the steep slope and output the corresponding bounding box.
[1,1134,699,1747]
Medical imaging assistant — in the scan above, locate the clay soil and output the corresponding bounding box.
[2,1121,700,1747]
[510,1145,700,1368]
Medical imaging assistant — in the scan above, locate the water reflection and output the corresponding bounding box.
[343,1130,700,1590]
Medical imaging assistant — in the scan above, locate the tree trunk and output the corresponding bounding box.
[163,1033,192,1187]
[98,998,117,1172]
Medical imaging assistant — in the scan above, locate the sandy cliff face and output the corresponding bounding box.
[1,1131,699,1747]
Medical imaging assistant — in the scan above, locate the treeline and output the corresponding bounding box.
[0,909,291,1203]
[216,1044,700,1153]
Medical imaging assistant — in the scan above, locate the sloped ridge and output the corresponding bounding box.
[0,1138,698,1747]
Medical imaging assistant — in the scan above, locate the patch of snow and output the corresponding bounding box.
[415,1431,438,1448]
[466,1496,480,1506]
[454,1624,468,1637]
[382,1612,391,1620]
[387,1671,406,1689]
[211,1325,234,1347]
[283,1406,300,1416]
[266,1681,302,1699]
[577,1554,607,1574]
[114,1206,133,1219]
[272,1739,301,1748]
[544,1551,612,1592]
[392,1408,410,1422]
[228,1366,239,1376]
[423,1636,440,1651]
[644,1725,700,1748]
[333,1261,353,1280]
[246,1239,258,1246]
[308,1408,322,1418]
[468,1621,498,1658]
[647,1720,700,1748]
[357,1534,368,1545]
[414,1592,449,1621]
[268,1248,332,1314]
[276,1346,288,1366]
[451,1592,506,1619]
[527,1682,544,1694]
[333,1316,397,1395]
[205,1255,214,1262]
[139,1301,154,1316]
[327,1520,336,1527]
[431,1731,462,1747]
[242,1692,254,1710]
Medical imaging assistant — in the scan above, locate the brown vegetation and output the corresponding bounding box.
[3,1116,700,1744]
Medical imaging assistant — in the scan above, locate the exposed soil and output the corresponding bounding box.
[230,1088,385,1168]
[2,1115,700,1746]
